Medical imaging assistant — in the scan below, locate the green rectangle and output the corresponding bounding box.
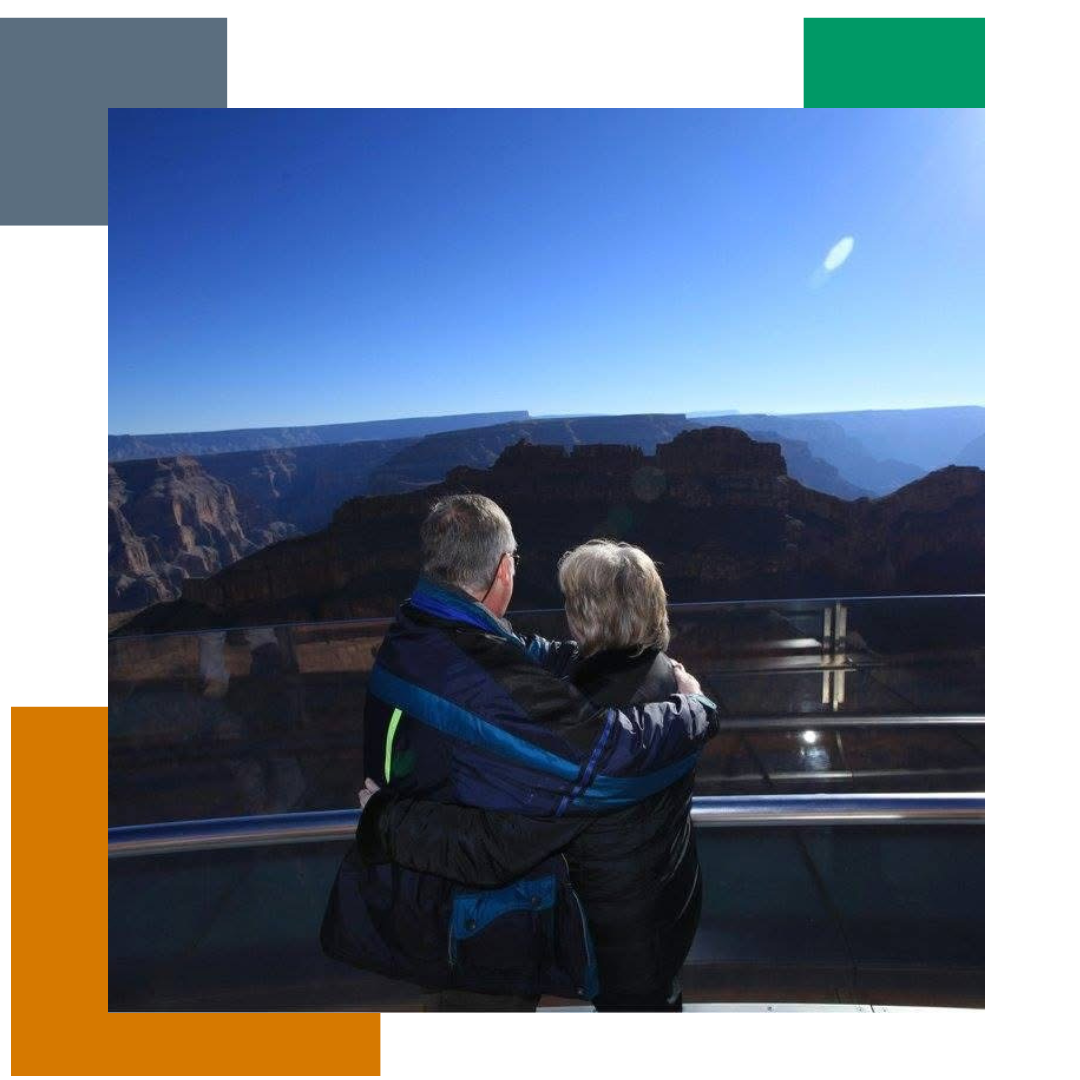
[805,18,984,107]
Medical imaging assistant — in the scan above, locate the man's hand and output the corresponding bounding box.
[670,659,702,696]
[359,777,381,810]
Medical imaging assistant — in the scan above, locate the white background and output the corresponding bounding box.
[2,0,1073,1076]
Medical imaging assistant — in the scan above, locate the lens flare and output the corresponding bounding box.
[823,235,855,272]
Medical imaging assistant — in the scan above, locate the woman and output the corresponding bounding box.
[357,540,703,1011]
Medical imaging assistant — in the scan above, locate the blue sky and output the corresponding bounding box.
[109,108,984,434]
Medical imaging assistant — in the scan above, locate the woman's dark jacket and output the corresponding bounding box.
[320,576,718,1001]
[357,644,703,1003]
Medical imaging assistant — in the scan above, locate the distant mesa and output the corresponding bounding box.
[107,410,530,462]
[695,405,984,479]
[366,414,700,494]
[767,406,984,474]
[366,414,873,500]
[953,433,985,469]
[699,413,926,495]
[116,426,984,636]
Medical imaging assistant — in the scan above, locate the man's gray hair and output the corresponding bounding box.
[420,494,517,594]
[557,540,671,658]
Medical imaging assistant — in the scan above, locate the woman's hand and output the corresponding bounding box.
[670,659,702,696]
[358,777,381,809]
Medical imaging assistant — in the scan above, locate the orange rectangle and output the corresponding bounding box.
[11,706,380,1076]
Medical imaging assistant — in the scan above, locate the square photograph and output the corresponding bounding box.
[107,107,984,1012]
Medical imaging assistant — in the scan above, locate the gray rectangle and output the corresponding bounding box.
[0,18,226,224]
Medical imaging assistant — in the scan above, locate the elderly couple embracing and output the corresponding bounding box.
[321,493,720,1011]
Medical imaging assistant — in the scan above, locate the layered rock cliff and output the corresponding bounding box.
[109,417,873,614]
[108,410,529,461]
[109,457,293,613]
[117,427,984,634]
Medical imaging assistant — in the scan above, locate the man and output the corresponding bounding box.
[321,494,717,1010]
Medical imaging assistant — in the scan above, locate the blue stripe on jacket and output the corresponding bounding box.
[368,665,700,814]
[368,665,581,783]
[573,752,698,810]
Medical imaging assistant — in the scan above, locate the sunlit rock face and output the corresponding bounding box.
[108,457,296,613]
[118,428,984,635]
[107,439,414,612]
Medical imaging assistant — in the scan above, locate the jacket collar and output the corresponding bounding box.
[569,647,677,709]
[407,574,519,643]
[572,646,661,686]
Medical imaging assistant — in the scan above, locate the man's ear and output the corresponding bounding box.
[499,554,512,584]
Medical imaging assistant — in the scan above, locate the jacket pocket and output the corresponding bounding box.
[448,875,556,977]
[446,870,599,1000]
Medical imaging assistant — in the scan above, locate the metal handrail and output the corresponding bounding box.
[720,714,984,730]
[691,793,983,826]
[109,593,985,641]
[108,793,984,859]
[106,715,986,761]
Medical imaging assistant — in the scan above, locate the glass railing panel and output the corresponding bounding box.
[687,824,983,1006]
[108,820,984,1011]
[690,828,849,971]
[796,825,984,971]
[822,726,984,792]
[109,595,983,825]
[694,725,984,795]
[108,840,413,1012]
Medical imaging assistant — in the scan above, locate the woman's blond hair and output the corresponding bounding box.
[557,540,670,658]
